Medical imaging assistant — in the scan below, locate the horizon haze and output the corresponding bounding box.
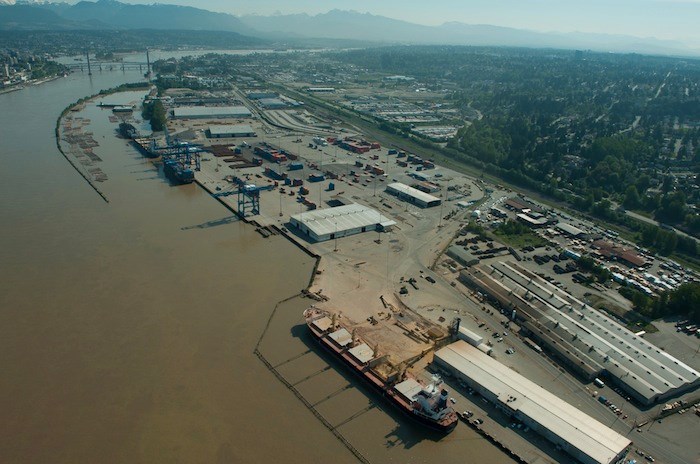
[28,0,700,47]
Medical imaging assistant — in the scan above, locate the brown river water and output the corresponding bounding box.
[0,68,511,463]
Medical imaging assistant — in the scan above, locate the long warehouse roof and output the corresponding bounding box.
[473,261,700,402]
[556,222,585,236]
[173,105,252,118]
[386,182,440,204]
[291,203,395,237]
[436,341,632,464]
[208,124,255,135]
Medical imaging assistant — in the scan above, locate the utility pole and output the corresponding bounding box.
[334,221,338,252]
[279,189,283,217]
[438,192,445,228]
[319,144,323,207]
[86,48,92,76]
[145,48,151,80]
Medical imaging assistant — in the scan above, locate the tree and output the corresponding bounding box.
[661,175,674,194]
[656,283,700,322]
[623,185,641,209]
[142,100,167,132]
[636,174,651,193]
[655,191,688,224]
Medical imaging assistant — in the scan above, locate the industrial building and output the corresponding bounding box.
[459,261,700,405]
[504,197,542,214]
[516,212,549,228]
[386,183,441,208]
[435,341,633,464]
[446,246,479,267]
[556,222,586,238]
[258,98,288,109]
[289,203,396,242]
[247,92,278,100]
[592,240,648,268]
[457,326,492,355]
[172,106,252,119]
[207,125,257,138]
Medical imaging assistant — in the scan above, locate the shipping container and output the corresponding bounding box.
[264,167,287,180]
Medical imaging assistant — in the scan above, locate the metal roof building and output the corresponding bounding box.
[290,203,396,242]
[386,182,441,208]
[258,98,287,109]
[516,212,549,228]
[459,261,700,405]
[435,341,633,464]
[446,245,479,267]
[307,87,335,93]
[207,124,257,138]
[172,105,252,119]
[556,222,586,238]
[247,92,278,100]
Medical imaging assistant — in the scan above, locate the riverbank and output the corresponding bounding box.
[54,83,152,202]
[0,74,65,95]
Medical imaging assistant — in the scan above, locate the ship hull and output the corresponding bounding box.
[130,139,160,159]
[163,159,194,185]
[306,318,457,434]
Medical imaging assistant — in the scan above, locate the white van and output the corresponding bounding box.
[593,378,605,388]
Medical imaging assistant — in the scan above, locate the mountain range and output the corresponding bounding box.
[0,0,698,57]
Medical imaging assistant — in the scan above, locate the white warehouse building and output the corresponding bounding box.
[386,182,441,208]
[460,260,700,405]
[207,124,257,138]
[290,203,396,242]
[172,105,252,119]
[435,341,633,464]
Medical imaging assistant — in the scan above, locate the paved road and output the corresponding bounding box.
[623,208,699,245]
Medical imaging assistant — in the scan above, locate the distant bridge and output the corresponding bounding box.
[65,61,149,72]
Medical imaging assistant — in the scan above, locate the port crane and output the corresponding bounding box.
[157,123,202,171]
[212,176,273,217]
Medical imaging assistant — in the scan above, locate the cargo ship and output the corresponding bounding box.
[118,122,138,139]
[304,308,458,433]
[131,137,160,159]
[163,157,194,184]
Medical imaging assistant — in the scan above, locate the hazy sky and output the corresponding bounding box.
[108,0,700,44]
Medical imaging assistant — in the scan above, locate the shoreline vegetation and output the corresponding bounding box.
[54,82,150,203]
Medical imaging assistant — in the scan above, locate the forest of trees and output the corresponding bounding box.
[336,47,700,250]
[141,100,166,132]
[621,282,700,323]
